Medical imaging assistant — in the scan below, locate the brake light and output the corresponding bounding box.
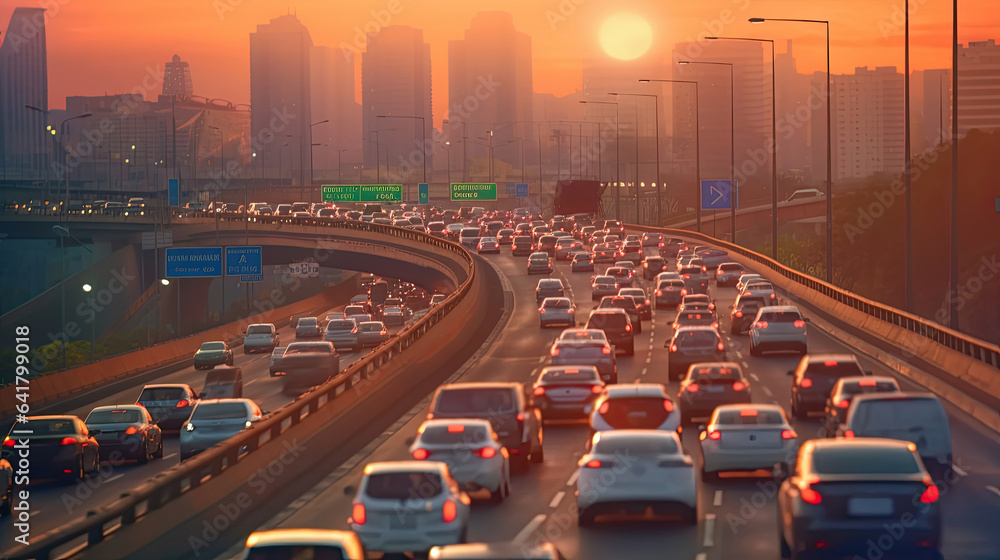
[835,398,850,409]
[351,327,358,334]
[412,448,431,460]
[920,476,940,504]
[655,290,662,296]
[712,322,719,329]
[781,429,797,439]
[443,500,458,523]
[2,439,14,447]
[858,378,877,386]
[124,427,138,435]
[735,311,743,318]
[743,291,751,296]
[516,413,524,422]
[770,294,776,299]
[352,503,366,525]
[824,360,839,367]
[680,289,687,296]
[539,309,546,313]
[799,377,814,388]
[683,274,690,279]
[740,408,758,416]
[663,400,675,412]
[534,387,546,396]
[584,459,604,468]
[551,347,560,356]
[732,381,746,391]
[708,431,721,440]
[756,321,768,329]
[176,400,189,408]
[599,402,609,414]
[61,437,77,445]
[447,424,465,433]
[717,342,725,351]
[686,383,699,392]
[645,299,650,305]
[670,344,678,352]
[794,320,806,328]
[625,324,632,332]
[844,430,855,438]
[800,486,823,505]
[591,385,604,394]
[601,345,612,354]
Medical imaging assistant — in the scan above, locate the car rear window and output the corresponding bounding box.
[434,388,515,414]
[200,342,226,350]
[284,343,333,354]
[678,312,713,322]
[646,258,665,265]
[804,360,864,378]
[601,397,669,429]
[852,398,946,429]
[246,326,272,335]
[359,323,383,332]
[715,409,784,425]
[327,320,355,330]
[420,424,489,444]
[541,367,600,383]
[460,228,478,237]
[587,313,627,329]
[538,280,562,288]
[811,446,920,475]
[298,318,317,326]
[19,418,76,436]
[529,254,548,262]
[841,380,898,396]
[87,409,141,424]
[674,330,719,347]
[593,435,677,456]
[689,365,743,382]
[679,267,703,275]
[659,280,686,289]
[719,264,743,271]
[192,402,248,420]
[543,299,571,309]
[139,387,185,401]
[345,306,366,314]
[365,471,443,500]
[759,311,801,323]
[558,330,605,342]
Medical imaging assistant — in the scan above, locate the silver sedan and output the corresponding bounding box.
[539,297,576,328]
[356,321,389,347]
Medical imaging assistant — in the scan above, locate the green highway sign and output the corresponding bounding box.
[322,185,402,202]
[450,183,497,201]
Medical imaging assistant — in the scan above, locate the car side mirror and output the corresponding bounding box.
[261,410,271,416]
[804,318,811,322]
[89,429,101,436]
[786,370,794,376]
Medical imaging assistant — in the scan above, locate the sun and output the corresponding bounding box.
[599,13,653,61]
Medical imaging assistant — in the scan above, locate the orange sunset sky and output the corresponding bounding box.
[2,0,998,128]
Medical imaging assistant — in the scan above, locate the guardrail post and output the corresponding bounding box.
[86,512,104,545]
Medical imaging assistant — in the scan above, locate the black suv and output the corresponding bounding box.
[788,354,869,420]
[642,256,667,279]
[596,296,643,333]
[427,382,544,472]
[585,309,635,355]
[730,296,766,334]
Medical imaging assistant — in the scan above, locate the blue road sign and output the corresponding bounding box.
[505,182,516,195]
[516,183,529,198]
[165,247,223,278]
[418,183,429,204]
[996,197,1000,212]
[226,246,262,276]
[168,178,179,207]
[701,180,732,210]
[240,275,263,283]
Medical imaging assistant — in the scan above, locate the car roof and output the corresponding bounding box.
[687,361,742,371]
[604,384,666,398]
[195,398,253,406]
[835,375,896,385]
[247,323,274,328]
[714,403,784,415]
[805,437,916,455]
[673,325,718,333]
[439,382,521,390]
[23,415,78,421]
[420,418,493,431]
[757,306,801,313]
[364,461,448,475]
[592,429,679,443]
[141,383,192,390]
[430,543,561,559]
[246,529,362,552]
[89,404,146,411]
[803,353,858,363]
[850,391,938,404]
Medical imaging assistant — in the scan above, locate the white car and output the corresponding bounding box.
[477,236,500,254]
[241,529,366,559]
[741,281,778,303]
[748,306,809,356]
[539,297,576,328]
[409,419,511,503]
[699,404,798,480]
[736,273,764,292]
[589,384,680,436]
[382,306,407,325]
[243,323,279,353]
[577,430,697,526]
[350,461,471,553]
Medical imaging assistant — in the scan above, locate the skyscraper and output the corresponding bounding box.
[310,46,361,180]
[361,25,432,180]
[0,7,49,179]
[957,40,1000,135]
[250,14,313,185]
[162,54,193,98]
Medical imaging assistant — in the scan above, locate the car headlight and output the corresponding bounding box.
[245,421,252,428]
[185,423,195,432]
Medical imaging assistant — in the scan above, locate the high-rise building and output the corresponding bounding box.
[448,12,532,170]
[162,54,194,98]
[774,40,813,175]
[0,7,49,179]
[958,39,1000,135]
[311,46,361,181]
[361,25,432,181]
[250,14,313,185]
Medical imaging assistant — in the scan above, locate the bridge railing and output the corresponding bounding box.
[8,219,476,560]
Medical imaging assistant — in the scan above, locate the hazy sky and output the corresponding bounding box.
[2,0,997,127]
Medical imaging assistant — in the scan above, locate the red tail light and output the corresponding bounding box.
[680,289,687,296]
[352,503,366,525]
[770,294,776,300]
[584,459,604,468]
[844,430,855,438]
[551,347,560,356]
[670,344,678,352]
[683,274,691,279]
[412,448,431,460]
[475,447,497,459]
[2,439,14,447]
[712,322,719,329]
[686,383,699,392]
[781,429,797,439]
[743,291,752,296]
[735,311,743,318]
[601,346,612,354]
[599,401,609,414]
[645,299,650,305]
[516,413,524,422]
[858,378,878,386]
[920,476,940,504]
[176,400,189,408]
[625,324,632,332]
[539,309,546,313]
[835,398,850,409]
[732,381,746,391]
[534,387,546,396]
[756,321,768,329]
[824,360,839,367]
[800,378,813,388]
[591,385,604,394]
[663,399,675,412]
[794,320,806,328]
[717,342,725,351]
[800,486,823,505]
[442,499,458,523]
[60,437,77,445]
[351,327,358,334]
[655,290,662,296]
[124,427,138,435]
[708,431,721,440]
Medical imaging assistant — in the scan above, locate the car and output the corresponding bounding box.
[279,341,340,394]
[511,235,534,255]
[570,252,594,272]
[672,309,719,332]
[613,260,637,274]
[596,295,643,333]
[536,235,559,256]
[549,329,618,384]
[430,543,566,559]
[823,376,900,437]
[268,346,287,376]
[539,297,575,328]
[3,416,100,481]
[496,228,515,244]
[180,398,265,461]
[137,383,199,430]
[84,404,163,464]
[459,227,480,249]
[666,326,727,381]
[642,256,668,279]
[477,236,500,253]
[325,318,359,351]
[677,362,752,424]
[577,430,696,526]
[694,248,730,268]
[578,225,597,243]
[620,241,643,263]
[654,278,686,309]
[535,278,566,304]
[124,197,145,216]
[736,273,764,292]
[357,321,389,347]
[590,275,619,300]
[427,383,543,471]
[349,461,472,553]
[730,295,766,334]
[660,237,686,258]
[445,223,466,240]
[554,240,584,260]
[788,354,869,420]
[243,323,279,353]
[618,287,651,320]
[591,243,620,263]
[240,529,367,559]
[602,219,625,236]
[531,226,552,242]
[678,265,709,295]
[429,293,447,307]
[532,366,605,422]
[640,232,664,248]
[838,392,952,475]
[715,262,746,286]
[678,293,716,313]
[589,384,680,436]
[409,419,511,502]
[698,404,797,480]
[382,305,410,326]
[742,281,778,303]
[295,317,323,339]
[603,266,633,288]
[527,252,553,274]
[343,304,369,319]
[748,306,809,356]
[193,341,233,369]
[585,308,634,355]
[784,188,825,202]
[777,439,941,560]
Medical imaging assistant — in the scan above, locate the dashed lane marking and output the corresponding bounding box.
[641,367,648,376]
[537,356,546,364]
[735,351,744,359]
[529,368,539,378]
[549,491,565,508]
[162,453,177,461]
[750,373,760,382]
[741,361,750,368]
[567,471,579,486]
[713,490,723,507]
[703,513,716,546]
[696,554,707,560]
[952,464,968,477]
[986,486,1000,499]
[763,387,773,397]
[513,514,547,544]
[105,474,124,483]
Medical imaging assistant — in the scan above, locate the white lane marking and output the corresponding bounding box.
[741,361,750,368]
[641,367,648,376]
[703,513,716,546]
[567,471,579,486]
[735,351,744,358]
[763,387,773,397]
[30,511,40,516]
[713,490,723,507]
[529,368,539,378]
[105,473,124,483]
[513,514,547,544]
[245,378,262,387]
[646,356,652,364]
[549,491,565,508]
[952,464,968,477]
[537,356,546,364]
[986,486,1000,499]
[696,554,707,560]
[750,373,760,382]
[162,453,178,460]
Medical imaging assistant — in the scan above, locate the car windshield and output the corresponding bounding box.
[541,368,600,383]
[593,435,677,456]
[200,342,225,351]
[715,409,785,425]
[365,471,443,500]
[192,402,248,420]
[139,387,186,401]
[435,388,515,414]
[811,446,920,475]
[246,326,272,335]
[419,424,489,444]
[298,318,317,326]
[86,409,142,424]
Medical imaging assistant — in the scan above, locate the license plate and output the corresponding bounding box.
[390,516,416,529]
[706,386,724,392]
[848,498,893,516]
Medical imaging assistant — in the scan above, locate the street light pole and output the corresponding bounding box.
[82,283,95,362]
[580,100,620,219]
[309,119,329,187]
[52,225,93,367]
[949,0,959,329]
[610,93,660,226]
[337,148,347,183]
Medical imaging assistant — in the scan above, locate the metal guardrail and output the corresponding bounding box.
[634,223,1000,370]
[10,220,476,560]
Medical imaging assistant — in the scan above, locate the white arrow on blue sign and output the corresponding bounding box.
[701,180,732,210]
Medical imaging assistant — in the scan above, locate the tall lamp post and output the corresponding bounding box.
[443,119,468,181]
[679,60,735,243]
[580,100,620,220]
[25,107,91,209]
[53,225,92,368]
[337,148,348,183]
[949,0,959,330]
[609,92,660,226]
[707,37,778,258]
[751,17,832,281]
[445,141,452,183]
[82,283,95,362]
[309,119,329,186]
